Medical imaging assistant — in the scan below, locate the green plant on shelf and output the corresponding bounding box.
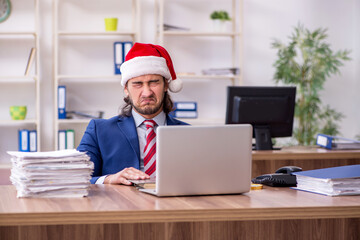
[210,10,231,21]
[272,24,351,146]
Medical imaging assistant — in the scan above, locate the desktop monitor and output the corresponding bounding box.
[225,86,296,150]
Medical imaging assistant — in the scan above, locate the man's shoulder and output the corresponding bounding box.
[166,115,190,126]
[91,115,132,126]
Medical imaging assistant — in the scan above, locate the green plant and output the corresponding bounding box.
[272,24,351,145]
[210,11,231,21]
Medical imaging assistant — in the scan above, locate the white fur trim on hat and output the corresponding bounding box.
[120,56,171,86]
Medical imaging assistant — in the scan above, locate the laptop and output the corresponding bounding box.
[138,124,253,197]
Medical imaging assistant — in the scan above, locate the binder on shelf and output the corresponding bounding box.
[169,110,198,118]
[24,48,36,76]
[123,41,133,58]
[29,130,37,152]
[316,134,360,150]
[114,41,133,75]
[18,129,30,152]
[66,129,75,149]
[174,102,197,111]
[170,101,198,118]
[58,85,66,119]
[58,130,67,150]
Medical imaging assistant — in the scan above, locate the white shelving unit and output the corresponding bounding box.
[155,0,243,125]
[0,0,41,165]
[53,0,140,150]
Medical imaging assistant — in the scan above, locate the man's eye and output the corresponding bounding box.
[150,81,159,86]
[132,83,142,87]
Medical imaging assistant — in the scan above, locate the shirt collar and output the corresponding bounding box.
[132,109,166,127]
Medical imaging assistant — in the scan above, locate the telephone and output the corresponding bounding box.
[251,166,302,187]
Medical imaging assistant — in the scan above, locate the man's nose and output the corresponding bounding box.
[142,84,153,96]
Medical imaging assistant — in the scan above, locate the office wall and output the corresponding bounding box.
[242,0,360,139]
[2,0,358,155]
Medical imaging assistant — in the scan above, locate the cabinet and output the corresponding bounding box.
[155,0,243,125]
[0,0,41,165]
[53,0,140,150]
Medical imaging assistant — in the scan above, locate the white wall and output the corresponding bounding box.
[1,0,359,156]
[243,0,360,139]
[25,0,360,151]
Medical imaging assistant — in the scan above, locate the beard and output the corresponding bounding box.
[131,96,164,116]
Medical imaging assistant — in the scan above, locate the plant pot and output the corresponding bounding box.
[212,19,230,32]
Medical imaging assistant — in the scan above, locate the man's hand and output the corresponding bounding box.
[104,167,150,185]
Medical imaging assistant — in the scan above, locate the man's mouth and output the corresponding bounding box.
[141,98,156,104]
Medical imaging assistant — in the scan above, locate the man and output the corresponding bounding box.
[77,43,188,185]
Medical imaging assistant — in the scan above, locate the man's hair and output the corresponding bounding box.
[120,78,174,117]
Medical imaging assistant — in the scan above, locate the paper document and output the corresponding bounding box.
[8,150,94,198]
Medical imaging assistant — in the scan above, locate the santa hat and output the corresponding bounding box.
[120,43,183,93]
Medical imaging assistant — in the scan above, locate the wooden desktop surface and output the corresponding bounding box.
[1,184,360,240]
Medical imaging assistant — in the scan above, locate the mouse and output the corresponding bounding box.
[275,166,302,174]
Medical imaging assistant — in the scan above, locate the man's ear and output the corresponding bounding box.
[163,77,169,92]
[124,86,129,96]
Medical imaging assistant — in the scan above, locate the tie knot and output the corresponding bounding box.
[143,120,156,129]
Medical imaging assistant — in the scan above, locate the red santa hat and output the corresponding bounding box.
[120,43,183,93]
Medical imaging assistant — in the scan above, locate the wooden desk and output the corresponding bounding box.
[1,185,359,240]
[2,147,360,185]
[252,146,360,178]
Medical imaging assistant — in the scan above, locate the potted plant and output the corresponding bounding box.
[210,10,231,32]
[272,24,351,146]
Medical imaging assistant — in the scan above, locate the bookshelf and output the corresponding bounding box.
[155,0,243,125]
[53,0,141,150]
[0,0,41,165]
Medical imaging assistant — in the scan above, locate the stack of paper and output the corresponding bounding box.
[8,149,94,198]
[293,165,360,196]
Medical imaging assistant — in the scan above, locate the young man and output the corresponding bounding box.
[77,43,188,185]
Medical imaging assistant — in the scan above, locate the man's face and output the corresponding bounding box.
[124,74,168,119]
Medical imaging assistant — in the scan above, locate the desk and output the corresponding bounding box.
[1,185,359,240]
[2,147,360,185]
[252,146,360,178]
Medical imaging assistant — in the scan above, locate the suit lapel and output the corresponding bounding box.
[117,116,140,160]
[166,115,183,125]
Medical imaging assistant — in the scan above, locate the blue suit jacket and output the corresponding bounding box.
[77,114,188,183]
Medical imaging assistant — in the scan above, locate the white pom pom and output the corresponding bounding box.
[168,78,183,93]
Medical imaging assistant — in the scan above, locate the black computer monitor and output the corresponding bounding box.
[225,86,296,150]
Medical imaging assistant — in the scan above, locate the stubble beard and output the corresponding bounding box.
[131,96,164,116]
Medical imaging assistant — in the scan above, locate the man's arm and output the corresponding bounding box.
[77,119,104,184]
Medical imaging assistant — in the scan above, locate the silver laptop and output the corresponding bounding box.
[139,124,252,197]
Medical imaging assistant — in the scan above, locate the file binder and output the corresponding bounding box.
[170,101,198,118]
[169,111,198,118]
[316,134,360,150]
[18,129,30,152]
[174,102,197,111]
[293,165,360,196]
[58,130,66,150]
[114,42,123,74]
[58,86,66,119]
[114,41,133,74]
[29,130,37,152]
[66,129,75,149]
[123,41,133,58]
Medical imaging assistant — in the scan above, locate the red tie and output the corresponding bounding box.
[143,120,157,177]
